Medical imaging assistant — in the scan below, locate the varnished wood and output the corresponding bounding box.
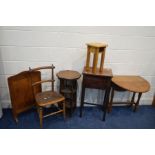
[131,92,136,105]
[108,84,129,112]
[86,46,91,71]
[38,107,43,128]
[56,70,81,80]
[112,76,150,93]
[108,76,150,112]
[35,91,65,106]
[29,65,55,71]
[51,64,55,91]
[134,93,142,112]
[60,88,76,94]
[43,110,63,118]
[85,42,108,74]
[102,87,111,121]
[92,48,99,73]
[108,87,114,113]
[99,48,106,72]
[87,42,108,48]
[29,65,66,128]
[32,80,55,86]
[57,70,81,116]
[8,71,41,122]
[30,65,55,92]
[83,67,112,77]
[80,67,113,121]
[63,101,66,120]
[152,94,155,106]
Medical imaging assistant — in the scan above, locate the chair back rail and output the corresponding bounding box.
[29,64,55,92]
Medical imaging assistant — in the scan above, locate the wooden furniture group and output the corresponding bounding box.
[7,42,151,127]
[80,43,150,121]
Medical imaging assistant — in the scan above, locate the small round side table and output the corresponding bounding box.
[56,70,81,116]
[108,76,150,112]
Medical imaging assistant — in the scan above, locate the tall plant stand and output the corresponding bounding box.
[57,70,81,116]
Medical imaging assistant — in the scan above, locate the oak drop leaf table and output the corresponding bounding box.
[108,76,150,112]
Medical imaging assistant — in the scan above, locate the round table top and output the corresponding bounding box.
[56,70,81,80]
[112,76,150,93]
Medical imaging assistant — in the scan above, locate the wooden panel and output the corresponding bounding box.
[8,71,41,121]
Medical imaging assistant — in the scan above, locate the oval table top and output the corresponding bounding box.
[112,76,150,93]
[56,70,81,80]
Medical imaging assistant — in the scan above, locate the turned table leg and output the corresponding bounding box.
[134,93,142,112]
[130,92,136,107]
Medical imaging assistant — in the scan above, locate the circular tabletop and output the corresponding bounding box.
[56,70,81,80]
[112,76,150,93]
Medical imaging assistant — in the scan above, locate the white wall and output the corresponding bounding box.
[0,26,155,108]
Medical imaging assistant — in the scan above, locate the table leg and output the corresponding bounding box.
[108,88,114,113]
[63,101,66,121]
[80,84,85,117]
[102,87,110,121]
[134,93,142,112]
[70,92,74,117]
[130,92,136,107]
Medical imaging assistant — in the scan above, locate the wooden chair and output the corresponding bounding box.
[29,65,66,128]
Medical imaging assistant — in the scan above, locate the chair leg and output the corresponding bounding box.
[38,107,43,128]
[63,101,66,121]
